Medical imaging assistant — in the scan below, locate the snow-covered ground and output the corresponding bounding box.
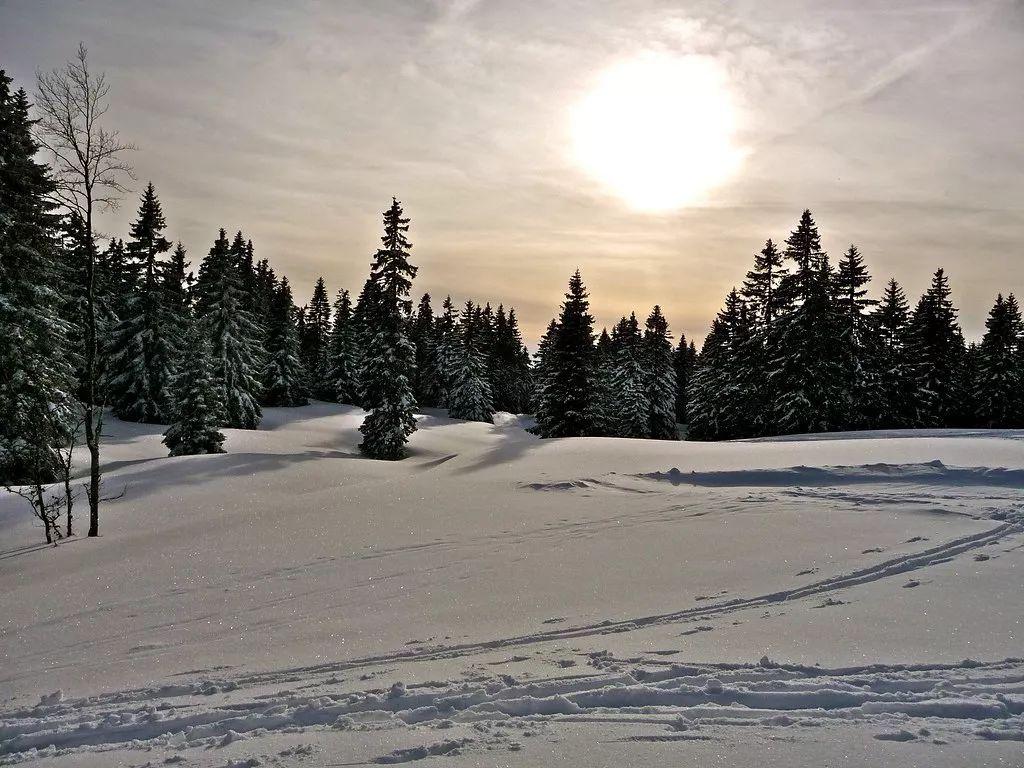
[1,404,1022,766]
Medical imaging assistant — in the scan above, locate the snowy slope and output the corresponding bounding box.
[1,405,1022,766]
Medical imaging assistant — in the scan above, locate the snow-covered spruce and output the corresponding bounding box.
[261,277,308,407]
[193,228,264,429]
[357,199,418,460]
[162,324,226,456]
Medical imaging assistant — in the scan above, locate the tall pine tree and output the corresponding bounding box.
[261,277,308,407]
[358,199,418,459]
[105,182,176,423]
[327,288,358,405]
[0,72,77,484]
[535,270,596,438]
[194,228,264,429]
[644,305,678,440]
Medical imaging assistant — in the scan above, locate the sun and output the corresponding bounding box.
[570,52,746,213]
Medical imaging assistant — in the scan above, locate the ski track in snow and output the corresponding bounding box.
[3,656,1023,763]
[2,517,1021,763]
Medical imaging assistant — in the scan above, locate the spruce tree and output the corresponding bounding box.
[447,302,495,422]
[505,308,534,413]
[0,73,77,484]
[432,296,460,407]
[611,313,650,438]
[194,228,264,429]
[105,182,176,423]
[535,270,596,438]
[587,327,616,436]
[770,211,846,435]
[301,277,333,399]
[907,269,966,427]
[358,199,419,459]
[742,238,789,341]
[532,318,559,427]
[644,305,678,439]
[687,290,754,440]
[834,244,878,428]
[975,293,1021,428]
[327,289,358,404]
[163,324,226,456]
[261,277,308,407]
[673,334,697,425]
[872,279,917,428]
[412,293,440,406]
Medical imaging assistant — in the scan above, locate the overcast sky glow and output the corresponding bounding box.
[2,0,1022,345]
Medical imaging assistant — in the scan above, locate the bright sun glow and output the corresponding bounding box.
[570,52,746,213]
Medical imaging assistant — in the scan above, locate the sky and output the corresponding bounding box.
[2,0,1022,345]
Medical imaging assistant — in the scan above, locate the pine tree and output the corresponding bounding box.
[672,334,697,425]
[975,293,1021,428]
[770,211,846,435]
[742,238,789,340]
[194,228,264,429]
[229,231,256,312]
[432,296,460,407]
[163,323,226,456]
[301,277,333,399]
[447,302,495,422]
[261,277,308,407]
[0,73,77,484]
[505,308,534,413]
[532,318,559,428]
[535,270,596,437]
[872,279,916,427]
[252,258,277,332]
[834,244,878,428]
[327,289,358,404]
[611,313,650,438]
[588,328,616,436]
[907,269,966,427]
[412,293,440,406]
[358,199,419,459]
[687,290,754,440]
[488,306,532,413]
[644,305,678,439]
[105,182,176,422]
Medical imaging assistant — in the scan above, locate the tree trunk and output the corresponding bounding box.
[85,205,101,537]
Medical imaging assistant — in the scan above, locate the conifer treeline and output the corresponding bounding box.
[531,271,692,440]
[688,210,1017,439]
[532,210,1022,442]
[92,195,536,456]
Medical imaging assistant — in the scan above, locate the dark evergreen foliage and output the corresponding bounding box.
[0,72,77,483]
[105,183,176,422]
[261,277,308,407]
[163,323,226,456]
[194,229,264,429]
[358,199,419,459]
[534,270,596,438]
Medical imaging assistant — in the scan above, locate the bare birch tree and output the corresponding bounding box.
[35,43,134,537]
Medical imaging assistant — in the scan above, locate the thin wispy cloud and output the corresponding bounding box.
[1,0,1021,343]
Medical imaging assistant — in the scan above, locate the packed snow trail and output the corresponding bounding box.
[2,656,1023,763]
